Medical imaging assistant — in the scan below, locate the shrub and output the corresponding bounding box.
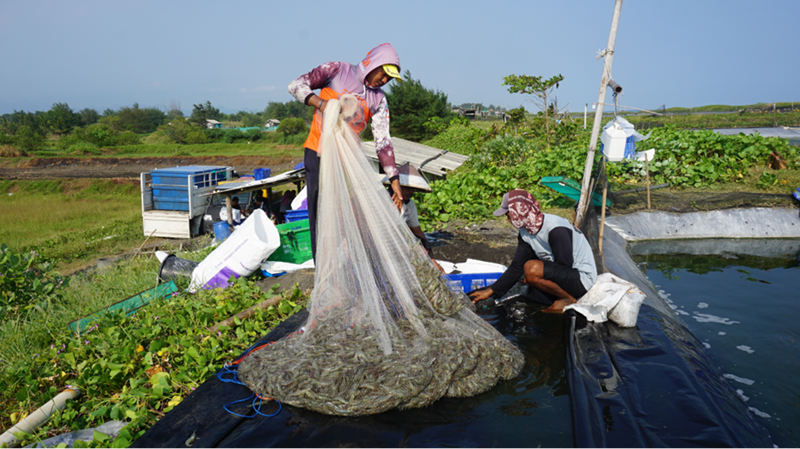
[184,128,208,144]
[68,141,100,155]
[115,131,142,146]
[277,117,307,136]
[14,125,44,152]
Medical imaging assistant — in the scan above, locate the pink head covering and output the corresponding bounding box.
[495,189,544,234]
[355,43,401,86]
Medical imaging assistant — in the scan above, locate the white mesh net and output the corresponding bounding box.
[238,96,524,415]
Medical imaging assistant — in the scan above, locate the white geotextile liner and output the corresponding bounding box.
[605,208,800,241]
[238,96,523,416]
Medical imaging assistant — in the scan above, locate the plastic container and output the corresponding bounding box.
[153,198,190,211]
[152,185,191,211]
[158,254,199,283]
[267,219,312,264]
[150,166,228,188]
[284,209,309,223]
[254,168,271,180]
[600,134,636,162]
[213,221,233,243]
[444,272,504,294]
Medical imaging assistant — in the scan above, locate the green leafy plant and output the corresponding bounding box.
[0,243,68,319]
[2,275,307,446]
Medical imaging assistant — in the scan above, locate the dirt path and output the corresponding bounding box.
[0,155,305,180]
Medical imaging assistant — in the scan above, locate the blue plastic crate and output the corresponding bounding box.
[152,185,189,200]
[444,272,504,294]
[151,166,228,188]
[254,168,271,180]
[153,198,190,212]
[284,209,309,223]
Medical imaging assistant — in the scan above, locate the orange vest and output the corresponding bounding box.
[303,87,372,152]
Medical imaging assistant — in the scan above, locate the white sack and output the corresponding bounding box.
[261,259,315,275]
[190,209,280,291]
[291,186,308,210]
[564,273,645,327]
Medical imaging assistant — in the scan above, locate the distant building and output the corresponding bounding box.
[204,119,222,129]
[264,119,281,128]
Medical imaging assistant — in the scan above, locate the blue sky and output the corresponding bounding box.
[2,1,799,116]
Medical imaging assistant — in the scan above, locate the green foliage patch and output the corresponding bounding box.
[1,269,306,447]
[605,126,800,188]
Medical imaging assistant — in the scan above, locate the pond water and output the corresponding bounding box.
[634,251,800,447]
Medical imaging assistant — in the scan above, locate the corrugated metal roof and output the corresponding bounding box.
[360,137,468,178]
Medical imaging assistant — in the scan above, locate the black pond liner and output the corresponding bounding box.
[565,305,773,447]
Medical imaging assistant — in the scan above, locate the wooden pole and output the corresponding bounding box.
[575,0,623,228]
[133,229,157,258]
[225,194,233,226]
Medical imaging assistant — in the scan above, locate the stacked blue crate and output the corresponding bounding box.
[151,166,227,211]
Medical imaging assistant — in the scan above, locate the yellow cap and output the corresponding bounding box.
[382,64,401,80]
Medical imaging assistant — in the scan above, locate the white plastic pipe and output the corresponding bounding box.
[0,387,81,447]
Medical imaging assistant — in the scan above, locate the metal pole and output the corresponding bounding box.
[584,103,588,129]
[575,0,623,228]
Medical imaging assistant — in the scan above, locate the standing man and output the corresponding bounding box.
[288,43,404,260]
[469,190,597,313]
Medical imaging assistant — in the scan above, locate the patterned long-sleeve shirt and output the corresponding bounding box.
[288,56,399,179]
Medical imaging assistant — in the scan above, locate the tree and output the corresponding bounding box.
[502,73,564,146]
[264,101,313,121]
[190,101,221,127]
[45,103,80,136]
[164,100,184,120]
[117,104,163,133]
[78,108,100,126]
[385,70,454,142]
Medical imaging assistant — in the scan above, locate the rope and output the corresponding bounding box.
[215,339,285,418]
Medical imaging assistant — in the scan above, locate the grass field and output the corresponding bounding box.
[16,141,305,160]
[0,179,144,271]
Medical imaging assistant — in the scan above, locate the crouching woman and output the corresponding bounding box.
[469,189,597,313]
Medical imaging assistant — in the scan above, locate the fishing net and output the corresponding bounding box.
[238,96,524,416]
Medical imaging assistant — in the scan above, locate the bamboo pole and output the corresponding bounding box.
[645,154,651,210]
[598,160,608,255]
[208,296,283,335]
[574,0,623,229]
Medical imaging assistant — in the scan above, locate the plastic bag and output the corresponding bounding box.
[565,273,645,327]
[189,209,279,291]
[237,96,523,416]
[26,421,127,448]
